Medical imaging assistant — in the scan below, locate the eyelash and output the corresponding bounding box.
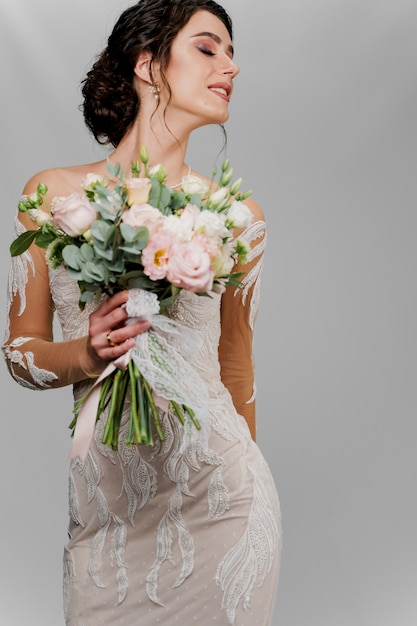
[198,46,215,57]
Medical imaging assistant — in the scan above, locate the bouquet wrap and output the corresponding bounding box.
[70,289,209,459]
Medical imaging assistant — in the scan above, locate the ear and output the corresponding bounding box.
[134,51,160,85]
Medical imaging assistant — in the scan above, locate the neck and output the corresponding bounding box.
[108,114,193,185]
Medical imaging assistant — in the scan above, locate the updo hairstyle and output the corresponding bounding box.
[81,0,233,147]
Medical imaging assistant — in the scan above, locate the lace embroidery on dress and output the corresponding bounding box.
[70,452,130,604]
[63,546,75,620]
[4,336,58,388]
[234,220,266,406]
[3,219,59,388]
[2,219,34,347]
[215,461,281,624]
[235,220,267,331]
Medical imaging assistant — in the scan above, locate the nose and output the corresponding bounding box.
[220,56,240,79]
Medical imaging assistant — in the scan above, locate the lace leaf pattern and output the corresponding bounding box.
[3,336,59,388]
[3,220,61,387]
[234,220,267,331]
[7,218,35,318]
[215,462,281,624]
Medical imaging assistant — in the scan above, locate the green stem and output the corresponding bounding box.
[143,378,165,441]
[102,369,123,447]
[127,360,138,445]
[169,400,186,426]
[136,370,148,444]
[184,405,201,430]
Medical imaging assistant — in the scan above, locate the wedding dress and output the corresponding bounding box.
[4,216,281,625]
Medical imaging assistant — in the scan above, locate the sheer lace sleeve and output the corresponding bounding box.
[219,199,267,440]
[2,210,95,390]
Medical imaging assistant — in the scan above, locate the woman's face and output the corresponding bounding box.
[162,10,239,128]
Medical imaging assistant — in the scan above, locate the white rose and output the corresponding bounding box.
[227,200,253,228]
[181,174,209,197]
[161,205,200,242]
[195,209,229,238]
[212,242,235,277]
[29,208,51,225]
[81,173,108,190]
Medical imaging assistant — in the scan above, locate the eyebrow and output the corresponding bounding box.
[191,31,234,57]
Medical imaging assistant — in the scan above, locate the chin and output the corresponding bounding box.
[207,109,230,125]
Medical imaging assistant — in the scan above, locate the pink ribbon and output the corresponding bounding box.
[69,352,130,461]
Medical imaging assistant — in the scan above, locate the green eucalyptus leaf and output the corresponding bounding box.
[91,220,116,247]
[170,190,186,211]
[62,244,83,270]
[79,243,95,261]
[82,261,108,284]
[64,266,83,281]
[188,193,202,208]
[119,223,149,246]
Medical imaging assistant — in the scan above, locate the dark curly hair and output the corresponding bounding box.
[81,0,233,148]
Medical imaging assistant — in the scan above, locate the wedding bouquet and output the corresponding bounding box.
[10,146,253,454]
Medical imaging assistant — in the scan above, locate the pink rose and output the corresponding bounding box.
[125,177,152,206]
[192,232,220,259]
[167,240,214,292]
[122,203,163,236]
[142,232,176,281]
[51,192,97,236]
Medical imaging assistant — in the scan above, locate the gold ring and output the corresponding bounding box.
[106,330,116,347]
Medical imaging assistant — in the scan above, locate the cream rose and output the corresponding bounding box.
[125,177,152,206]
[51,192,97,236]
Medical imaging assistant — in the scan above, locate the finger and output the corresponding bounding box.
[104,319,150,347]
[91,291,130,322]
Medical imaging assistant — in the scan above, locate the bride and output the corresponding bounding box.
[3,1,282,624]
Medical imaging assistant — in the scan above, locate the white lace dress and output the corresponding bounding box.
[4,218,282,625]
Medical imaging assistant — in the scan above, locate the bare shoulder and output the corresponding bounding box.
[21,160,107,200]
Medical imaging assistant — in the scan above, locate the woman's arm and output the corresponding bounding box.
[219,198,267,440]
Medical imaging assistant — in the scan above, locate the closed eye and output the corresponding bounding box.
[198,46,215,56]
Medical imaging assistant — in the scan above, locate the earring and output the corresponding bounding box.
[149,82,160,100]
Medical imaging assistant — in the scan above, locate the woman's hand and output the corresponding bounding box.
[84,291,151,375]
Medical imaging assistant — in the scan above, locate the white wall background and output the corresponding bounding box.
[1,1,416,624]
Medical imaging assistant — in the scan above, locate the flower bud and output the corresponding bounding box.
[130,161,141,177]
[221,159,229,172]
[37,183,48,197]
[207,186,229,208]
[220,167,234,186]
[140,145,149,165]
[229,177,243,196]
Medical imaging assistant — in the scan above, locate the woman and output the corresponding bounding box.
[3,1,281,624]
